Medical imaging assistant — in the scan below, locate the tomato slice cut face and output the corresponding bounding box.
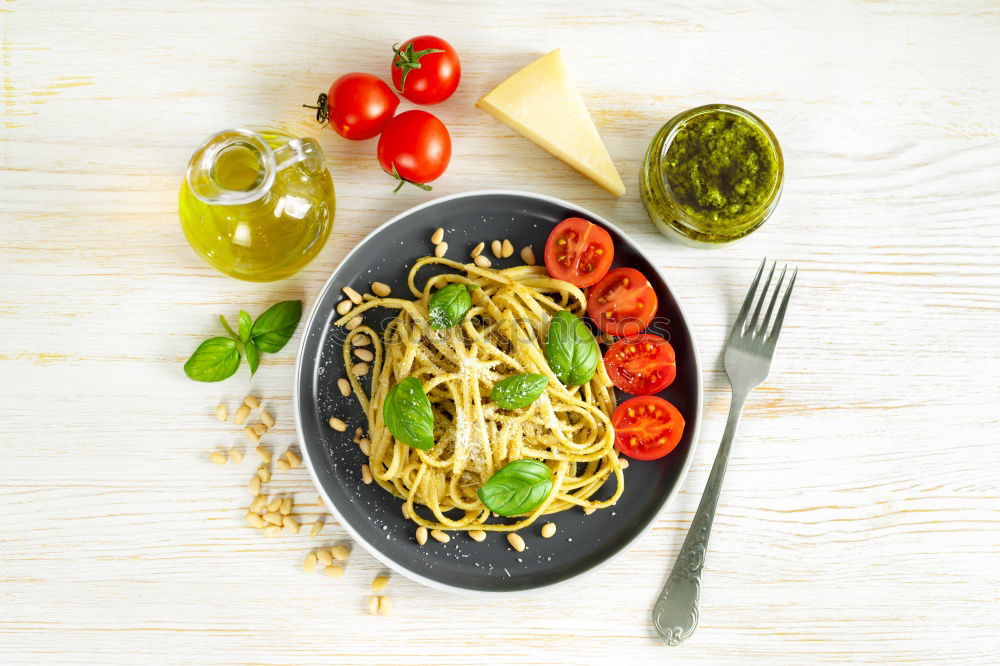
[604,334,676,395]
[587,267,658,337]
[543,217,614,288]
[612,395,685,460]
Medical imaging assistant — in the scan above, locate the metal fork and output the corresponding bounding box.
[653,259,797,646]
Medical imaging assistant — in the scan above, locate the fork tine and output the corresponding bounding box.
[746,261,775,335]
[732,258,766,333]
[757,264,787,337]
[767,266,797,345]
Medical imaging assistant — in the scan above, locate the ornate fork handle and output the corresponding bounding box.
[653,391,748,645]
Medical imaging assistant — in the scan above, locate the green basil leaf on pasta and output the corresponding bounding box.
[383,376,435,450]
[490,373,548,409]
[244,339,260,376]
[428,283,475,330]
[477,459,554,517]
[250,300,302,353]
[184,337,241,382]
[238,310,252,342]
[544,310,599,386]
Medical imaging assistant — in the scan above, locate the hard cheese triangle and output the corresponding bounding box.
[477,49,626,197]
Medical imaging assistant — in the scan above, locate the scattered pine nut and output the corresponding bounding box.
[434,242,448,258]
[244,396,260,409]
[249,495,268,513]
[227,447,243,464]
[469,530,487,542]
[324,565,345,578]
[337,378,351,397]
[619,457,630,469]
[215,403,229,422]
[371,575,389,593]
[264,525,282,537]
[336,300,353,316]
[361,464,373,484]
[256,465,271,483]
[507,532,526,552]
[285,449,303,468]
[416,526,428,546]
[368,595,379,615]
[316,549,333,566]
[283,516,300,534]
[234,404,251,425]
[474,255,491,269]
[359,437,371,456]
[263,512,283,526]
[210,451,227,465]
[243,425,260,444]
[491,239,503,258]
[371,281,391,297]
[310,521,324,538]
[521,244,537,265]
[431,227,444,244]
[345,315,362,330]
[303,552,317,573]
[541,522,557,538]
[245,512,265,529]
[342,285,363,305]
[470,241,485,258]
[501,239,514,258]
[252,423,268,437]
[276,458,291,472]
[331,545,350,561]
[354,348,374,362]
[280,497,293,516]
[351,334,371,346]
[353,427,363,443]
[430,529,450,544]
[584,506,596,515]
[249,476,262,496]
[351,362,369,376]
[267,496,283,513]
[328,417,347,432]
[377,596,393,616]
[260,410,275,428]
[256,445,271,464]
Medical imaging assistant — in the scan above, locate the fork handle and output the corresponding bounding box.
[652,390,748,645]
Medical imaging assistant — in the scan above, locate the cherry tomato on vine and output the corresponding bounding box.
[543,217,614,288]
[587,268,658,337]
[604,333,677,395]
[305,73,398,140]
[390,35,461,105]
[376,110,451,192]
[613,395,685,460]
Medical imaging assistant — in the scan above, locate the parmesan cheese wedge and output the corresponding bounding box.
[476,49,625,197]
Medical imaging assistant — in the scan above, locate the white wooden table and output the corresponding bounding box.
[3,1,999,663]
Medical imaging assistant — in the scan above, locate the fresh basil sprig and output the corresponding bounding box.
[428,283,477,330]
[490,373,548,410]
[383,376,435,450]
[183,300,302,382]
[477,459,554,517]
[544,310,599,386]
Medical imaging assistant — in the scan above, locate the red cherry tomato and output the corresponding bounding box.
[390,35,461,105]
[587,268,658,337]
[604,334,677,395]
[613,395,685,460]
[307,73,399,141]
[543,217,614,288]
[376,110,451,191]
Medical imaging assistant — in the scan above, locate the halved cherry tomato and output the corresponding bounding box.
[306,73,399,141]
[587,268,658,337]
[543,217,614,288]
[613,395,685,460]
[391,35,461,105]
[604,334,676,395]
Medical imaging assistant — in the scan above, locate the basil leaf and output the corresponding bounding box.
[250,300,302,353]
[238,310,252,342]
[383,376,434,450]
[428,284,475,330]
[184,337,241,382]
[544,310,599,386]
[244,340,260,376]
[490,373,548,409]
[219,314,239,340]
[477,459,553,517]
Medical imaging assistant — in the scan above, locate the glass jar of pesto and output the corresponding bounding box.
[641,104,783,246]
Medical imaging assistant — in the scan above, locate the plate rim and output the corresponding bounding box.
[293,189,703,596]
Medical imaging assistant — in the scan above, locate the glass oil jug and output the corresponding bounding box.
[179,127,335,281]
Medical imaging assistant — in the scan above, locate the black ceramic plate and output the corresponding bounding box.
[294,191,702,594]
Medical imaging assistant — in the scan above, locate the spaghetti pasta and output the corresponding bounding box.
[335,256,623,532]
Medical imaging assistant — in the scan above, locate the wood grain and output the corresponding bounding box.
[2,0,999,663]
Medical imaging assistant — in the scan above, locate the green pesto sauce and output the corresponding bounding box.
[664,111,778,224]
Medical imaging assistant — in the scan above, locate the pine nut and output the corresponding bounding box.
[501,239,514,258]
[507,532,526,552]
[210,451,227,465]
[401,504,410,519]
[337,378,351,397]
[619,457,630,469]
[303,552,317,573]
[264,525,282,537]
[371,281,391,297]
[285,449,302,468]
[249,495,268,513]
[362,464,373,484]
[430,529,450,544]
[276,458,291,472]
[234,404,251,425]
[584,506,596,515]
[434,241,448,258]
[353,427,363,443]
[351,362,369,376]
[243,425,260,444]
[431,227,444,245]
[252,423,267,437]
[468,530,486,542]
[359,437,371,456]
[331,545,350,560]
[256,465,271,483]
[541,522,556,538]
[324,565,345,578]
[351,334,371,346]
[415,526,428,546]
[249,476,261,496]
[244,395,260,409]
[226,447,243,464]
[263,512,283,526]
[336,299,353,316]
[345,315,362,330]
[316,549,333,566]
[491,239,503,258]
[354,348,374,362]
[371,575,389,593]
[260,410,275,428]
[283,516,300,534]
[328,417,347,432]
[310,520,324,538]
[280,497,293,516]
[245,512,265,529]
[267,497,282,512]
[215,403,228,422]
[256,445,271,464]
[368,595,379,615]
[474,255,491,269]
[377,595,393,616]
[343,285,363,305]
[470,241,485,258]
[521,244,537,265]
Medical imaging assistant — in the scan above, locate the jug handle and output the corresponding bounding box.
[273,137,325,174]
